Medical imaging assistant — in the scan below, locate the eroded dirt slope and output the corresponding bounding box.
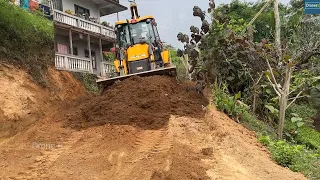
[0,64,87,140]
[0,68,306,180]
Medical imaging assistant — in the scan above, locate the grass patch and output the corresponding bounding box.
[0,0,54,86]
[241,111,276,138]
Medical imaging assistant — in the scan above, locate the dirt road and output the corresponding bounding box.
[0,67,306,180]
[0,108,306,180]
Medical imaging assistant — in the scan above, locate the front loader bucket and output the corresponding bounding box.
[97,66,177,88]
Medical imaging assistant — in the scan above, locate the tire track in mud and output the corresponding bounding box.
[130,128,173,163]
[22,131,84,180]
[108,128,173,180]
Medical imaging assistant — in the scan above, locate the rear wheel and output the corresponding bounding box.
[169,69,177,77]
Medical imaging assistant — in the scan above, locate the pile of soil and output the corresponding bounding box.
[65,76,208,130]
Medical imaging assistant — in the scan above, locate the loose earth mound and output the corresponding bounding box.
[65,76,208,129]
[0,69,306,180]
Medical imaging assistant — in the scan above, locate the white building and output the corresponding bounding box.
[53,0,127,78]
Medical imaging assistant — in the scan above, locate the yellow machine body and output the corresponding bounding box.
[161,49,170,64]
[127,44,150,62]
[97,1,176,87]
[115,15,154,26]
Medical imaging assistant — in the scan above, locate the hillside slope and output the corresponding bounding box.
[0,69,306,180]
[0,64,87,141]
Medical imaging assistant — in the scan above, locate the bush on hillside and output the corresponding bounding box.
[296,127,320,151]
[259,135,320,179]
[287,104,317,124]
[72,72,100,94]
[213,84,320,179]
[285,104,320,150]
[0,0,54,85]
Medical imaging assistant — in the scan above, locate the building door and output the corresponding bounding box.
[85,50,96,70]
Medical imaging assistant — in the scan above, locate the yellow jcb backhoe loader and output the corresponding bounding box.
[97,0,177,88]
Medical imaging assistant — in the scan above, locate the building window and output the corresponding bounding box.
[52,0,63,11]
[57,43,68,54]
[74,4,90,16]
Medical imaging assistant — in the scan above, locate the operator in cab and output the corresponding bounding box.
[133,28,144,44]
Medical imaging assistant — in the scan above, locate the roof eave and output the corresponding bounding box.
[99,0,128,17]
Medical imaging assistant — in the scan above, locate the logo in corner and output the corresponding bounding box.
[304,0,320,14]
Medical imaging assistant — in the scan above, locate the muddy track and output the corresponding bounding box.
[108,129,173,180]
[23,131,84,180]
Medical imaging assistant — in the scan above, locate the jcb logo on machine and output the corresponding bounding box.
[137,66,143,70]
[131,54,146,59]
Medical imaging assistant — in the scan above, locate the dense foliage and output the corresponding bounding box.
[177,0,320,178]
[178,0,319,127]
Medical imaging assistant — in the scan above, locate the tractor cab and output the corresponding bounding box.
[115,16,160,48]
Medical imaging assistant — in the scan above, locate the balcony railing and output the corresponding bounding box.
[55,53,93,73]
[53,10,116,39]
[101,61,116,77]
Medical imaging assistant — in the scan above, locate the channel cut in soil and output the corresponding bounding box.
[64,76,208,130]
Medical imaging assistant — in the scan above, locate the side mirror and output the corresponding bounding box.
[151,19,157,26]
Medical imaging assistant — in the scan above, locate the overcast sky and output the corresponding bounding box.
[102,0,291,49]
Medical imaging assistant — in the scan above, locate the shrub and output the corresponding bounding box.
[285,104,320,150]
[287,104,317,124]
[213,82,276,137]
[259,136,303,167]
[270,140,303,167]
[213,82,248,120]
[72,72,100,94]
[296,126,320,151]
[290,151,320,180]
[259,135,320,179]
[259,134,272,146]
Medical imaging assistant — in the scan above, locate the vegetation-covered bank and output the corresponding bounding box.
[0,0,98,92]
[0,0,54,85]
[212,83,320,179]
[174,0,320,179]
